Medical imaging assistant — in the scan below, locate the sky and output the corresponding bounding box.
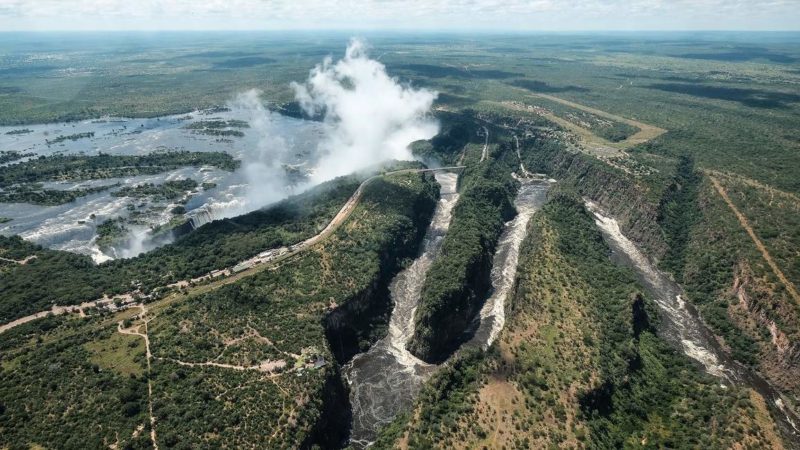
[0,0,798,32]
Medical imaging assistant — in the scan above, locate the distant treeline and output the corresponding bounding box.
[0,151,239,187]
[45,132,94,145]
[0,174,359,323]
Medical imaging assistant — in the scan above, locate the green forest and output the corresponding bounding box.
[377,193,784,449]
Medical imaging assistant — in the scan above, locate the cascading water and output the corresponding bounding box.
[344,176,551,448]
[464,180,551,350]
[586,201,800,447]
[344,172,459,448]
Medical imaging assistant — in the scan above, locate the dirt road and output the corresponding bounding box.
[526,92,666,148]
[710,175,800,306]
[0,167,466,335]
[0,295,137,334]
[118,308,158,450]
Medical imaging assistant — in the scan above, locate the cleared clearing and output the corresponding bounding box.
[494,90,667,157]
[527,92,667,147]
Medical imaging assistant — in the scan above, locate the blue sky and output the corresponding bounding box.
[1,0,798,31]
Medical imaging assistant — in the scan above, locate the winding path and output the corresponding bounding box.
[118,306,158,450]
[0,166,466,335]
[0,295,137,334]
[157,357,286,374]
[0,255,36,265]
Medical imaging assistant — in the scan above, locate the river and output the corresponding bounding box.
[344,177,550,448]
[0,110,323,261]
[587,201,800,448]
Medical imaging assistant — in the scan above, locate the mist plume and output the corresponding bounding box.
[292,38,439,182]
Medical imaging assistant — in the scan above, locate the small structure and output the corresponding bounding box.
[232,260,254,273]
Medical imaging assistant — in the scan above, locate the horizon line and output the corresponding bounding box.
[2,28,800,34]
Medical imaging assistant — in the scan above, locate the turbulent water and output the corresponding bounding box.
[344,177,550,448]
[0,110,322,261]
[464,180,551,350]
[344,172,458,448]
[587,201,800,446]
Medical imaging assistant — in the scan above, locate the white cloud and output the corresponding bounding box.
[0,0,797,31]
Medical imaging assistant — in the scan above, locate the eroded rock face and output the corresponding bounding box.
[527,145,669,260]
[730,262,800,394]
[631,293,652,339]
[324,175,439,364]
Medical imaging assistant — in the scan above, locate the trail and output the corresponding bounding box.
[521,91,667,148]
[0,167,466,335]
[494,93,666,159]
[158,357,286,374]
[479,126,490,162]
[710,175,800,307]
[0,255,36,265]
[457,144,468,166]
[0,295,138,334]
[705,169,800,209]
[118,306,158,450]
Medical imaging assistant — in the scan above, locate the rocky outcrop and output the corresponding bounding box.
[300,366,352,449]
[730,262,800,394]
[524,142,667,260]
[325,277,393,365]
[406,235,499,363]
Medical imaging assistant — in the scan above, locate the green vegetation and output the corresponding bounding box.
[411,111,476,165]
[0,150,34,165]
[657,155,702,278]
[0,183,118,205]
[0,217,11,224]
[1,33,798,448]
[0,170,439,449]
[518,114,800,409]
[680,178,796,368]
[184,121,246,137]
[140,171,436,448]
[0,174,362,323]
[0,151,238,187]
[409,142,518,363]
[0,317,152,450]
[712,174,800,291]
[96,217,129,250]
[0,151,231,205]
[1,33,797,196]
[112,178,198,201]
[4,128,33,135]
[511,90,640,142]
[46,131,95,145]
[378,193,784,449]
